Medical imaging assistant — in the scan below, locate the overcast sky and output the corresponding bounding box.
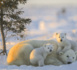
[27,0,77,6]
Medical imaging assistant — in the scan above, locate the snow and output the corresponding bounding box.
[0,54,77,70]
[0,6,77,69]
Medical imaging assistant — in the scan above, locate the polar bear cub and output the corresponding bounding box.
[30,43,54,66]
[56,33,77,54]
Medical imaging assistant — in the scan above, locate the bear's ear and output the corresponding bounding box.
[56,33,58,35]
[58,52,63,55]
[55,33,58,37]
[52,44,54,47]
[43,44,46,47]
[64,33,66,36]
[75,51,77,55]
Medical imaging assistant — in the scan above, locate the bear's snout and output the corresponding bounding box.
[60,39,62,42]
[50,50,52,52]
[67,62,72,64]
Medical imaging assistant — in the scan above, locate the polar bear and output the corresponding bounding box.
[7,39,76,66]
[55,33,77,54]
[45,49,76,65]
[7,39,59,66]
[30,43,54,66]
[58,49,76,64]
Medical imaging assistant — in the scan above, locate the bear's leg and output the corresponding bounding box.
[38,58,44,66]
[45,57,63,66]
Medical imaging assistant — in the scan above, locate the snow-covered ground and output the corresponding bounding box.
[0,6,77,69]
[0,54,77,70]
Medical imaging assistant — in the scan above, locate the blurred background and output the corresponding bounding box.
[22,0,77,40]
[0,0,77,49]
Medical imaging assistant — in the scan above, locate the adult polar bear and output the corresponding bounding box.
[7,39,76,66]
[7,39,62,66]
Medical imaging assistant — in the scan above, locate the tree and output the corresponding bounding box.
[0,0,31,55]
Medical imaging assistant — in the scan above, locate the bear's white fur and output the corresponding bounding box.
[45,49,76,65]
[30,43,54,66]
[7,39,59,66]
[7,39,76,66]
[55,33,77,54]
[58,49,76,64]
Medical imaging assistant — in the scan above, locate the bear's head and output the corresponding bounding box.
[43,43,54,53]
[58,49,76,64]
[55,33,66,43]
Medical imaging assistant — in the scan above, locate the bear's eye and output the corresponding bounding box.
[48,47,49,49]
[67,55,69,58]
[73,57,74,59]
